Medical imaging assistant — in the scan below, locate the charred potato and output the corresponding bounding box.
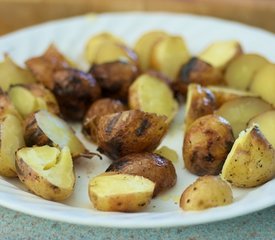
[97,110,168,160]
[16,146,75,201]
[88,172,155,212]
[90,60,139,101]
[221,125,275,187]
[106,152,177,196]
[183,114,234,176]
[180,176,233,211]
[83,98,127,143]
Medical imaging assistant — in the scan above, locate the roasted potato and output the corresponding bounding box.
[154,146,178,163]
[16,146,75,201]
[0,55,35,91]
[8,83,60,118]
[249,63,275,106]
[0,90,22,120]
[88,172,155,212]
[184,84,216,130]
[24,110,85,158]
[221,125,275,187]
[90,60,139,101]
[97,110,168,160]
[183,114,234,176]
[216,97,273,138]
[151,35,190,80]
[180,176,233,211]
[83,98,127,143]
[198,40,242,70]
[174,57,223,96]
[128,74,178,123]
[106,152,177,196]
[134,30,168,71]
[0,114,25,177]
[225,54,269,90]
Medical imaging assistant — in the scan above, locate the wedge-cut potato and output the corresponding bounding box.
[198,40,242,69]
[184,84,216,130]
[24,110,85,158]
[249,63,275,106]
[221,125,275,187]
[216,97,272,138]
[0,90,22,120]
[208,86,257,108]
[248,110,275,149]
[0,55,35,91]
[8,84,60,118]
[88,173,155,212]
[225,54,269,90]
[154,146,178,163]
[180,176,233,211]
[129,74,178,123]
[0,114,25,177]
[16,146,75,201]
[151,36,189,80]
[134,31,168,71]
[85,33,124,63]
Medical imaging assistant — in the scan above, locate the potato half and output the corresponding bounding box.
[88,173,155,212]
[180,176,233,211]
[97,110,168,160]
[183,114,234,176]
[221,125,275,187]
[16,146,75,201]
[129,74,178,123]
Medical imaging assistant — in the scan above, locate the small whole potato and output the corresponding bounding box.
[183,114,235,176]
[97,110,168,160]
[83,98,127,143]
[106,152,177,196]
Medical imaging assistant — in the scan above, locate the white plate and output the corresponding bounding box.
[0,12,274,228]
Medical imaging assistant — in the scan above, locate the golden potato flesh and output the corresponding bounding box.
[128,74,178,123]
[225,54,269,90]
[0,90,22,120]
[0,114,25,177]
[106,152,177,196]
[154,146,178,163]
[249,63,275,106]
[183,114,234,176]
[221,125,275,187]
[134,30,168,71]
[16,146,75,201]
[216,97,273,138]
[88,173,155,212]
[180,176,233,211]
[97,110,168,160]
[198,40,242,70]
[150,35,190,80]
[184,84,216,130]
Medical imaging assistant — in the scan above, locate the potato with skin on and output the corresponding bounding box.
[198,40,243,70]
[221,125,275,187]
[97,110,168,160]
[106,152,177,196]
[129,74,178,124]
[225,54,269,90]
[216,97,273,138]
[183,114,235,176]
[184,84,216,131]
[151,35,190,80]
[16,146,75,201]
[83,98,127,143]
[154,146,178,163]
[89,172,155,212]
[180,176,233,211]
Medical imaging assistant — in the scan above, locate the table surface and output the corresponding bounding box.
[0,205,274,240]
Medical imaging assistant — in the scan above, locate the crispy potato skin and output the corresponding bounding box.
[53,69,101,120]
[97,110,168,160]
[106,152,177,196]
[174,57,223,96]
[90,60,139,101]
[83,98,126,143]
[183,114,235,176]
